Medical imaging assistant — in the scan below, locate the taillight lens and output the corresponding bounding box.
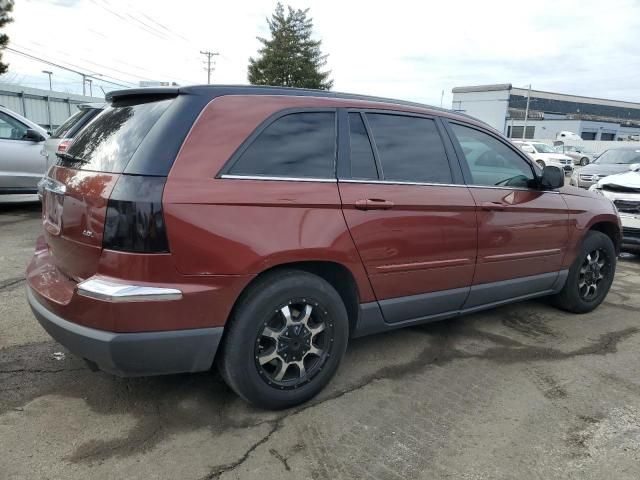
[57,139,72,153]
[103,175,169,253]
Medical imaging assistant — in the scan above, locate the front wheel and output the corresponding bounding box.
[580,157,589,166]
[218,270,349,409]
[552,231,616,313]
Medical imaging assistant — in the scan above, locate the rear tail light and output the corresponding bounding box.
[57,139,72,153]
[103,175,169,253]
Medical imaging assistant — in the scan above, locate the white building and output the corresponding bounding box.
[451,84,640,141]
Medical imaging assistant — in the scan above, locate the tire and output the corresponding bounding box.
[580,157,589,166]
[536,159,546,168]
[552,231,616,313]
[218,269,349,410]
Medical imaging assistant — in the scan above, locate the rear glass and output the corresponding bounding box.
[62,99,172,173]
[52,110,85,139]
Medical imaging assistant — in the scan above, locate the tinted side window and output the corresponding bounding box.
[366,114,452,184]
[450,124,535,188]
[348,112,378,179]
[230,112,336,179]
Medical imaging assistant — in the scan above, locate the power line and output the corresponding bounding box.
[5,47,133,89]
[200,51,219,84]
[20,40,196,86]
[14,42,151,84]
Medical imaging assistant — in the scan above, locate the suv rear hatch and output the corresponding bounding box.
[42,95,176,282]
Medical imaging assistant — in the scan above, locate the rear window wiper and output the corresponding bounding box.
[55,152,86,163]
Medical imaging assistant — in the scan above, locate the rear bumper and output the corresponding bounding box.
[27,286,223,377]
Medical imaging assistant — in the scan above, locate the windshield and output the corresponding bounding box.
[595,149,640,165]
[532,143,555,153]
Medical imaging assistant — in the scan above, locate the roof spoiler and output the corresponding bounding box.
[106,87,180,103]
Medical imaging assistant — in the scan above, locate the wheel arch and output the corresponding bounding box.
[589,221,621,254]
[226,260,362,337]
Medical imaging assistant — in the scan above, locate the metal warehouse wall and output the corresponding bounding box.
[0,83,104,130]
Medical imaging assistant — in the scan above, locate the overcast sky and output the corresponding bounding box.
[2,0,640,106]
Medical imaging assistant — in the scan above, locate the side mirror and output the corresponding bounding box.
[540,165,564,189]
[630,163,640,172]
[25,129,46,142]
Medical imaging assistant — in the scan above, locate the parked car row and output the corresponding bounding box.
[27,85,621,409]
[512,140,574,174]
[0,103,105,195]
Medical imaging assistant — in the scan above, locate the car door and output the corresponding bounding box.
[338,110,477,324]
[444,120,570,308]
[0,111,45,192]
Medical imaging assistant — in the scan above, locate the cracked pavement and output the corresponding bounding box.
[2,201,640,479]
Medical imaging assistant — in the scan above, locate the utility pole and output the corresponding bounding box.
[200,50,219,84]
[522,84,531,139]
[42,70,53,90]
[87,79,93,97]
[81,73,87,96]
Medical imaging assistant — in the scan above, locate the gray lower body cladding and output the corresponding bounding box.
[354,270,568,337]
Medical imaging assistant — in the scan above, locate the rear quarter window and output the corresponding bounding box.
[228,111,336,179]
[62,99,172,173]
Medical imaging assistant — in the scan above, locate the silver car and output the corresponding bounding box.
[570,147,640,189]
[0,105,48,194]
[554,145,595,166]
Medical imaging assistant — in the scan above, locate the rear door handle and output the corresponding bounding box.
[481,201,506,211]
[355,198,395,210]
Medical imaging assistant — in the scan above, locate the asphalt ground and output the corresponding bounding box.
[1,199,640,480]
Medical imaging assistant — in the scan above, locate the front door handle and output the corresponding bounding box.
[481,201,506,211]
[355,198,395,210]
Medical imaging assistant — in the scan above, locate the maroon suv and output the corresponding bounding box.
[28,86,621,409]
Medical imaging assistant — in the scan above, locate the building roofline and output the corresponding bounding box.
[452,84,512,94]
[452,83,640,110]
[509,86,640,106]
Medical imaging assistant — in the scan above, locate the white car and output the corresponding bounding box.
[0,105,49,194]
[590,165,640,253]
[512,140,574,174]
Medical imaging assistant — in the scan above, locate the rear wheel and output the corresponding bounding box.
[580,157,589,166]
[218,270,349,409]
[536,159,546,168]
[552,231,616,313]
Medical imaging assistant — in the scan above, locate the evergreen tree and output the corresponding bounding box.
[0,0,13,75]
[248,3,333,90]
